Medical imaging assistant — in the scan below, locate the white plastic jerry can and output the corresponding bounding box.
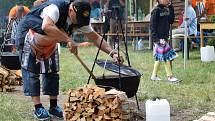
[145,99,170,121]
[137,39,144,50]
[200,46,215,62]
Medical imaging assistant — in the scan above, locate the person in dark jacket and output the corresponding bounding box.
[106,0,125,48]
[17,0,123,120]
[150,0,179,82]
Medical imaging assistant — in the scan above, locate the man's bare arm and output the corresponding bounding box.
[84,31,124,63]
[85,31,113,54]
[39,15,76,44]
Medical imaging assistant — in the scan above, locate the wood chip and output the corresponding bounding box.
[104,114,111,120]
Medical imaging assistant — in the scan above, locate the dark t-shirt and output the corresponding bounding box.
[108,0,125,20]
[150,4,175,42]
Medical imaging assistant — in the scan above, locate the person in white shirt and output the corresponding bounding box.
[172,0,197,50]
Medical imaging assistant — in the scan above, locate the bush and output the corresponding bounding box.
[207,39,215,47]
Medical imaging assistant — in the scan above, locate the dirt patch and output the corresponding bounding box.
[8,86,67,105]
[127,107,201,121]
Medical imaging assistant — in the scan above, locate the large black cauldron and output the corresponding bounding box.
[94,60,141,98]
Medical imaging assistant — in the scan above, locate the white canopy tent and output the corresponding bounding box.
[184,0,188,69]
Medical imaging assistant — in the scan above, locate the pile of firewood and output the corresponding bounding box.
[0,66,22,92]
[64,85,134,121]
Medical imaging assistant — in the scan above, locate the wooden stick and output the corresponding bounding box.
[74,54,96,80]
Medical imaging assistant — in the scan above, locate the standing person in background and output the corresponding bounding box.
[107,0,125,48]
[8,2,30,22]
[150,0,179,82]
[7,2,30,46]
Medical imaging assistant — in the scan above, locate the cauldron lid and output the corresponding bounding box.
[96,59,141,76]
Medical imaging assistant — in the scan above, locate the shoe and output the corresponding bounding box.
[34,107,50,121]
[151,76,162,81]
[49,105,64,120]
[167,77,179,82]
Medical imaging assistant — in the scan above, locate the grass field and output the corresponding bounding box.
[60,46,215,107]
[1,46,215,121]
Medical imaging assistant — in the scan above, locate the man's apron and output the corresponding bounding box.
[21,32,60,74]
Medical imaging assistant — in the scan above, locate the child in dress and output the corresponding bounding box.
[150,0,179,82]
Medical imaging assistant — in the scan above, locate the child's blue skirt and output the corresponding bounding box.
[154,43,177,62]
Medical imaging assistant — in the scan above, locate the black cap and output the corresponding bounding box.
[72,0,91,28]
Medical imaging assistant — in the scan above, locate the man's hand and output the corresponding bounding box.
[68,41,78,55]
[112,53,124,64]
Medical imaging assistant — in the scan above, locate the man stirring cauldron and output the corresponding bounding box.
[17,0,123,120]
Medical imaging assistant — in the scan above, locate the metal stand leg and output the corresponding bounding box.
[135,94,140,110]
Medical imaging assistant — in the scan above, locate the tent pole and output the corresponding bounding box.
[184,0,188,70]
[125,0,128,44]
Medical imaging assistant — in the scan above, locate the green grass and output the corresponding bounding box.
[0,93,32,121]
[60,47,215,118]
[1,46,215,120]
